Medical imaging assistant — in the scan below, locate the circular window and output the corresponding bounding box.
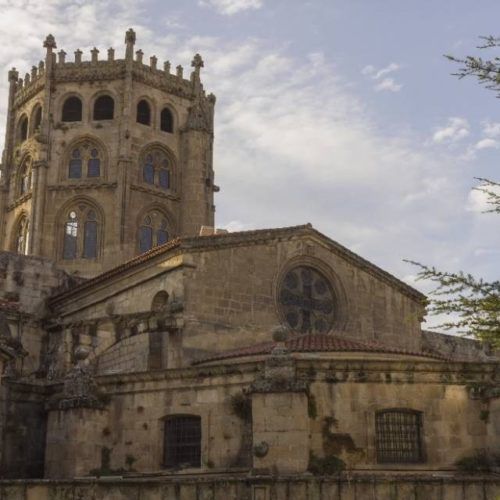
[278,266,335,334]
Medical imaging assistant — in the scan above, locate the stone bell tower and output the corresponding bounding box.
[0,29,217,277]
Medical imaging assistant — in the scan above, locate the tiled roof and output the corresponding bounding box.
[193,333,446,365]
[49,223,425,306]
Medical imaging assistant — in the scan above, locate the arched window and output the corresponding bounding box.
[62,204,101,260]
[19,157,32,196]
[140,148,171,190]
[152,291,169,312]
[31,105,42,134]
[68,141,102,179]
[160,108,174,133]
[18,115,28,143]
[376,409,424,464]
[15,217,29,255]
[139,211,170,253]
[93,95,114,120]
[163,415,201,468]
[137,100,151,125]
[62,96,82,122]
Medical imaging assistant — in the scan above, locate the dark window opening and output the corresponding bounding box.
[32,106,42,133]
[137,100,151,125]
[63,212,78,260]
[69,149,82,178]
[160,108,174,133]
[139,225,153,253]
[159,168,170,189]
[62,207,100,260]
[88,148,101,177]
[143,158,154,184]
[376,410,424,464]
[93,95,114,120]
[164,416,201,468]
[19,117,28,142]
[138,213,169,254]
[62,96,82,122]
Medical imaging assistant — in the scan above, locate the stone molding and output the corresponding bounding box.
[47,182,117,192]
[130,183,180,201]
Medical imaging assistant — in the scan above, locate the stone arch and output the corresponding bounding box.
[274,255,349,334]
[136,204,175,254]
[138,142,177,191]
[56,196,105,261]
[58,92,84,123]
[160,104,177,133]
[90,90,118,121]
[17,113,28,144]
[61,135,109,181]
[151,291,169,312]
[29,103,43,136]
[136,96,155,127]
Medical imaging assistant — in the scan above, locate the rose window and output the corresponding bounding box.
[278,266,335,334]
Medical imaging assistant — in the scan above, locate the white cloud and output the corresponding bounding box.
[482,121,500,138]
[362,62,402,93]
[374,77,402,92]
[432,117,470,144]
[198,0,263,15]
[475,138,499,150]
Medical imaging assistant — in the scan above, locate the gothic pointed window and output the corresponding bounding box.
[15,217,29,255]
[19,157,32,196]
[139,211,170,253]
[32,105,42,134]
[140,148,172,190]
[18,115,28,143]
[62,204,101,260]
[62,96,82,122]
[137,100,151,125]
[67,141,104,179]
[63,211,78,260]
[88,148,101,177]
[160,108,174,133]
[93,95,114,120]
[143,155,154,184]
[69,148,82,178]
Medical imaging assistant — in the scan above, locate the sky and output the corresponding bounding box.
[0,0,499,330]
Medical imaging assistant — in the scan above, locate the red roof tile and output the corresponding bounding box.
[193,333,446,364]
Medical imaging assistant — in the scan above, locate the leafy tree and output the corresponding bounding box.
[411,38,500,348]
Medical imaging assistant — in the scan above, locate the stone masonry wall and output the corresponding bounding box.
[0,474,498,500]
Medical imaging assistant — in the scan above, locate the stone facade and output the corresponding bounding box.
[0,31,498,500]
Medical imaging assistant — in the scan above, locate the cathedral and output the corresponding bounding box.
[0,30,498,499]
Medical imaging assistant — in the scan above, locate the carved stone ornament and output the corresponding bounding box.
[185,98,212,133]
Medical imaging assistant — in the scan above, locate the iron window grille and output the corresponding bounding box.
[164,415,201,468]
[375,409,424,464]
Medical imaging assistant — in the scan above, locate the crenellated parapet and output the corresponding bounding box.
[12,29,209,109]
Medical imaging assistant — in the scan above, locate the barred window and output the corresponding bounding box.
[376,409,424,464]
[164,415,201,468]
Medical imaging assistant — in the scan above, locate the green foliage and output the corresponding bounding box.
[455,450,500,472]
[308,452,345,475]
[407,260,500,348]
[408,37,500,348]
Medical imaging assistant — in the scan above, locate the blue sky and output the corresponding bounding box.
[1,0,499,329]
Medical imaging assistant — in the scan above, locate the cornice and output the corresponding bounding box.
[130,183,180,201]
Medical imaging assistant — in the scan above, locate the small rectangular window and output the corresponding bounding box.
[164,416,201,468]
[376,410,424,464]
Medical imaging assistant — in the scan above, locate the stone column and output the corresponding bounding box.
[45,347,108,478]
[248,327,310,474]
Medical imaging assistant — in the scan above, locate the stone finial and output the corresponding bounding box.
[31,66,38,80]
[57,50,66,64]
[135,49,143,64]
[74,49,82,64]
[107,47,115,61]
[125,28,136,45]
[24,73,30,86]
[38,61,44,74]
[150,55,157,70]
[8,68,18,83]
[43,34,56,50]
[176,65,183,78]
[164,60,171,74]
[91,47,99,63]
[191,53,204,74]
[207,93,216,105]
[17,78,23,89]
